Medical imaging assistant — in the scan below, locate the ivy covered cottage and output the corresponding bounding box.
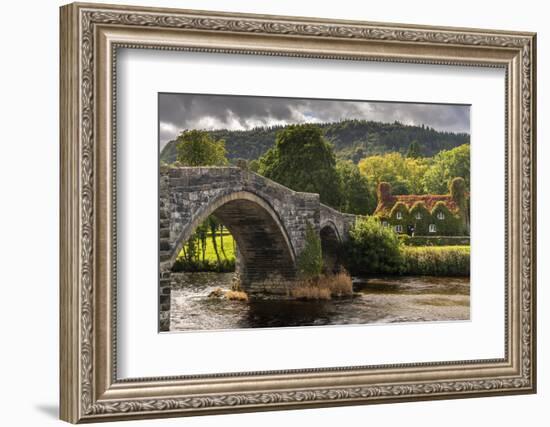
[373,177,469,236]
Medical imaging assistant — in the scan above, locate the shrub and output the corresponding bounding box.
[345,216,404,275]
[402,246,470,276]
[399,235,470,246]
[290,271,353,300]
[296,222,323,279]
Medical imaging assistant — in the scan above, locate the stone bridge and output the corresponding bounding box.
[159,166,356,331]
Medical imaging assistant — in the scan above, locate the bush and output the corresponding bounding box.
[399,235,470,246]
[402,246,470,276]
[345,216,404,275]
[291,271,353,300]
[296,222,323,279]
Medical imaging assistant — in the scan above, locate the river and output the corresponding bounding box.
[169,273,470,332]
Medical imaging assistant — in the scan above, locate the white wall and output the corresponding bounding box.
[0,0,546,425]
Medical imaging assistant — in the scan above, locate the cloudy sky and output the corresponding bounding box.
[159,93,470,149]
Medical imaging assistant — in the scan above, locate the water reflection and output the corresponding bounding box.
[169,273,470,332]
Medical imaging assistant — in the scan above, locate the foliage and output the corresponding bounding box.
[402,246,470,276]
[344,216,404,275]
[431,201,463,236]
[336,160,376,215]
[257,124,343,207]
[358,152,429,195]
[296,222,324,279]
[174,221,236,272]
[160,119,470,164]
[409,201,432,235]
[398,235,470,246]
[388,201,410,232]
[423,144,470,194]
[175,129,228,166]
[406,140,421,158]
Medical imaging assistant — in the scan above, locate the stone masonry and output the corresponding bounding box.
[159,166,355,331]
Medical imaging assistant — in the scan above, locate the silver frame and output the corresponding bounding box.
[60,2,536,423]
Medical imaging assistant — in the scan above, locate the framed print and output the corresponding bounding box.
[59,2,537,423]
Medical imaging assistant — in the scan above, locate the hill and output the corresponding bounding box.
[160,119,469,164]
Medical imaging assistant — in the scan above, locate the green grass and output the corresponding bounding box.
[178,232,236,262]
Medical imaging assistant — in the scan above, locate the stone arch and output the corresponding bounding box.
[168,190,297,291]
[320,221,342,273]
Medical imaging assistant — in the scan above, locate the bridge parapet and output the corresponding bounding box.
[160,166,321,267]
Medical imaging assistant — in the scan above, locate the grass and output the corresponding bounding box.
[177,232,236,263]
[402,245,470,276]
[291,271,354,300]
[225,290,249,301]
[208,287,249,302]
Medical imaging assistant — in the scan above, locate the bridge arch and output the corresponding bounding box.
[320,221,343,273]
[168,190,297,290]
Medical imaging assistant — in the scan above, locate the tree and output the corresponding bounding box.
[357,152,429,195]
[406,140,421,158]
[176,129,228,166]
[422,144,470,194]
[296,222,323,279]
[336,160,376,215]
[257,124,342,207]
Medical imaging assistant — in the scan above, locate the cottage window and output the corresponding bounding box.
[382,221,388,228]
[396,212,403,219]
[415,212,422,220]
[437,211,445,220]
[395,225,403,233]
[429,224,436,233]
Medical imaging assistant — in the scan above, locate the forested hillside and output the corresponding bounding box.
[160,119,469,164]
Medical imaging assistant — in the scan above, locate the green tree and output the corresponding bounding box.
[357,152,429,195]
[406,140,421,158]
[345,216,403,274]
[296,222,323,279]
[257,124,342,207]
[176,129,228,166]
[422,144,470,194]
[336,160,376,215]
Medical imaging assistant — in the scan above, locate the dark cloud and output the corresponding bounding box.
[159,93,470,149]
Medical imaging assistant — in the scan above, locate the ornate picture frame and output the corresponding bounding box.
[60,2,536,423]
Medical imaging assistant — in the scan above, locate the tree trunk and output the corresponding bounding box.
[209,220,221,264]
[219,224,228,260]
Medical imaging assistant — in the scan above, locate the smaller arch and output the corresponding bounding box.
[319,220,342,244]
[320,221,343,274]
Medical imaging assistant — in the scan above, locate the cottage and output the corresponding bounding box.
[373,178,469,236]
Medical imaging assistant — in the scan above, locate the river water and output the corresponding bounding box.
[169,273,470,332]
